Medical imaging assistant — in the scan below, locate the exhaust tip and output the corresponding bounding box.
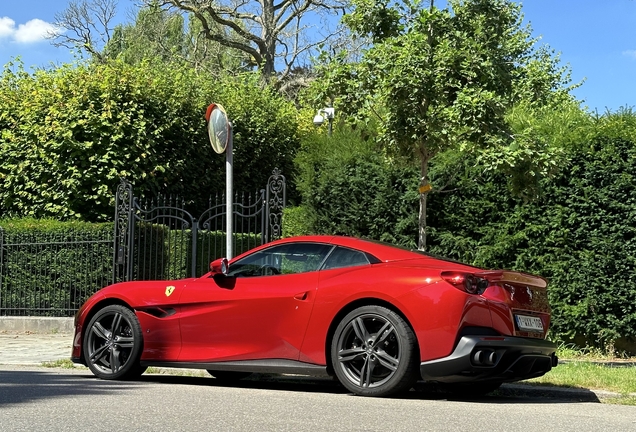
[472,349,498,366]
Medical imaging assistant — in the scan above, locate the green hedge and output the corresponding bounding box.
[293,129,419,245]
[0,61,299,221]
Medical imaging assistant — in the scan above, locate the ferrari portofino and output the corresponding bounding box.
[72,235,557,397]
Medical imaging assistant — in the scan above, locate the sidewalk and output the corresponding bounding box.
[0,331,74,365]
[0,317,74,365]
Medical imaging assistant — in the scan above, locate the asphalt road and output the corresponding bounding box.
[1,365,635,432]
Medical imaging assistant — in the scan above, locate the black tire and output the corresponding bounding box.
[331,305,419,397]
[83,304,144,380]
[206,370,253,381]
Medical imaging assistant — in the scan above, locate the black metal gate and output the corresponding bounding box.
[113,168,286,283]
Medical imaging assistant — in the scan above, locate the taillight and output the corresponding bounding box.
[441,272,489,294]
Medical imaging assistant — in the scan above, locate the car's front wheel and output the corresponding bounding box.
[83,304,144,380]
[331,305,419,397]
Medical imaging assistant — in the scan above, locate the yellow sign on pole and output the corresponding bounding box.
[418,184,432,194]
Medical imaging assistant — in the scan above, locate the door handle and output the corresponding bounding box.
[294,292,308,301]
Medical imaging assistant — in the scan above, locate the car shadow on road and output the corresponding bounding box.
[0,367,600,406]
[0,369,144,406]
[138,372,602,404]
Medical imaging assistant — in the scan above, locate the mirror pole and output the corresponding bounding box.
[226,124,234,259]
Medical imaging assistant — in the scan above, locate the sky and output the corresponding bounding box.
[0,0,635,113]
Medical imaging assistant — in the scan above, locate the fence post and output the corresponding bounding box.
[113,179,134,283]
[191,220,198,278]
[266,168,286,242]
[259,189,266,245]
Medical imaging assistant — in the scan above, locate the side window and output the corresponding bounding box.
[321,246,372,271]
[226,243,333,277]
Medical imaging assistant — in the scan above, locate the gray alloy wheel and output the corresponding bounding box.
[206,370,253,381]
[83,304,144,380]
[331,305,419,397]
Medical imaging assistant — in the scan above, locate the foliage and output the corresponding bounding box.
[0,60,299,221]
[316,0,577,249]
[479,99,593,197]
[294,127,419,246]
[282,205,315,237]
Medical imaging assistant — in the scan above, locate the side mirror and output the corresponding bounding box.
[210,257,229,275]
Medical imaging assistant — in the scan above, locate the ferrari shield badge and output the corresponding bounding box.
[165,285,176,297]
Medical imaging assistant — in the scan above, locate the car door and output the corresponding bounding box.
[177,242,333,362]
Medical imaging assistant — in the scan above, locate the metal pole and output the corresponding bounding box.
[226,125,233,259]
[0,228,4,308]
[191,220,198,277]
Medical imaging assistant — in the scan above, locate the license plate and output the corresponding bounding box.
[515,315,544,332]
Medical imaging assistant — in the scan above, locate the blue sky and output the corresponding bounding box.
[1,0,635,112]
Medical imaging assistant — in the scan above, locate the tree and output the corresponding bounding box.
[151,0,347,83]
[103,1,247,74]
[48,0,118,63]
[317,0,576,249]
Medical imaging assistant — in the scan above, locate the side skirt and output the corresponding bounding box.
[140,359,331,377]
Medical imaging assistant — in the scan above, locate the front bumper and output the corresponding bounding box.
[420,335,557,384]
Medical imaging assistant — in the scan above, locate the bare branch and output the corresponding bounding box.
[48,0,118,62]
[162,1,264,62]
[150,0,347,83]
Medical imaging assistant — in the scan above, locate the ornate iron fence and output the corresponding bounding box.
[113,168,286,283]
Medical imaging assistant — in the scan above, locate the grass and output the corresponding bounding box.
[41,359,86,369]
[522,343,636,405]
[145,367,207,377]
[603,396,636,406]
[527,361,636,394]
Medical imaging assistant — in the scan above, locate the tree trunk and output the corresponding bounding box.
[418,157,429,251]
[261,0,276,80]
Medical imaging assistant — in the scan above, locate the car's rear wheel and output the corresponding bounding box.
[206,370,253,381]
[331,305,419,397]
[83,304,144,380]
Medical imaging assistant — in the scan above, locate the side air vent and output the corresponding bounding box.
[139,307,176,318]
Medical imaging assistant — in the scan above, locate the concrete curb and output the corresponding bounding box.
[0,317,74,334]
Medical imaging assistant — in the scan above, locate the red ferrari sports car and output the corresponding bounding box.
[71,235,557,397]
